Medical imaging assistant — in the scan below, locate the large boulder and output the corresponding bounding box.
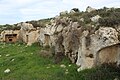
[26,30,40,46]
[90,15,101,22]
[70,8,80,14]
[60,11,68,16]
[18,22,34,31]
[86,6,96,12]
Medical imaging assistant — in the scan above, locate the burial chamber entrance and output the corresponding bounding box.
[5,34,17,43]
[96,44,120,65]
[44,34,50,46]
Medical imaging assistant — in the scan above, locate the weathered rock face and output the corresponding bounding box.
[38,17,81,63]
[17,18,120,70]
[37,13,120,70]
[38,16,66,47]
[18,22,40,46]
[26,30,40,46]
[18,22,34,31]
[76,27,120,70]
[62,22,81,63]
[76,30,94,69]
[38,27,53,46]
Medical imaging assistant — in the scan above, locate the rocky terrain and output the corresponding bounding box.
[0,6,120,72]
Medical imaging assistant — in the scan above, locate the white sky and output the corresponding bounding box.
[0,0,120,24]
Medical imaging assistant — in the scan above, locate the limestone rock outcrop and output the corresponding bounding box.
[62,22,81,63]
[70,8,80,14]
[36,11,120,70]
[37,16,67,47]
[17,22,34,31]
[37,13,120,70]
[86,6,96,12]
[60,11,68,16]
[76,27,120,70]
[90,15,101,22]
[18,22,40,46]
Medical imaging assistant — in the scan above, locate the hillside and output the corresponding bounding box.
[0,6,120,80]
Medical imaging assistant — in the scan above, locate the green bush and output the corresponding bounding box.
[84,63,120,80]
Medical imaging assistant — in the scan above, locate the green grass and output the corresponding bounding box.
[0,42,80,80]
[0,42,120,80]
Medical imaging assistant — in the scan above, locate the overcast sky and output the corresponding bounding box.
[0,0,120,25]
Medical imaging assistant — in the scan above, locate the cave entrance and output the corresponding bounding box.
[5,34,17,43]
[44,34,50,46]
[97,44,120,65]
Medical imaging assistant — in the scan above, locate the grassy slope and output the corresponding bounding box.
[0,43,120,80]
[0,43,80,80]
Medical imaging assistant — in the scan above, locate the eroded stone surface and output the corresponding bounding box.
[16,14,120,70]
[37,14,120,70]
[76,27,120,70]
[18,22,40,46]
